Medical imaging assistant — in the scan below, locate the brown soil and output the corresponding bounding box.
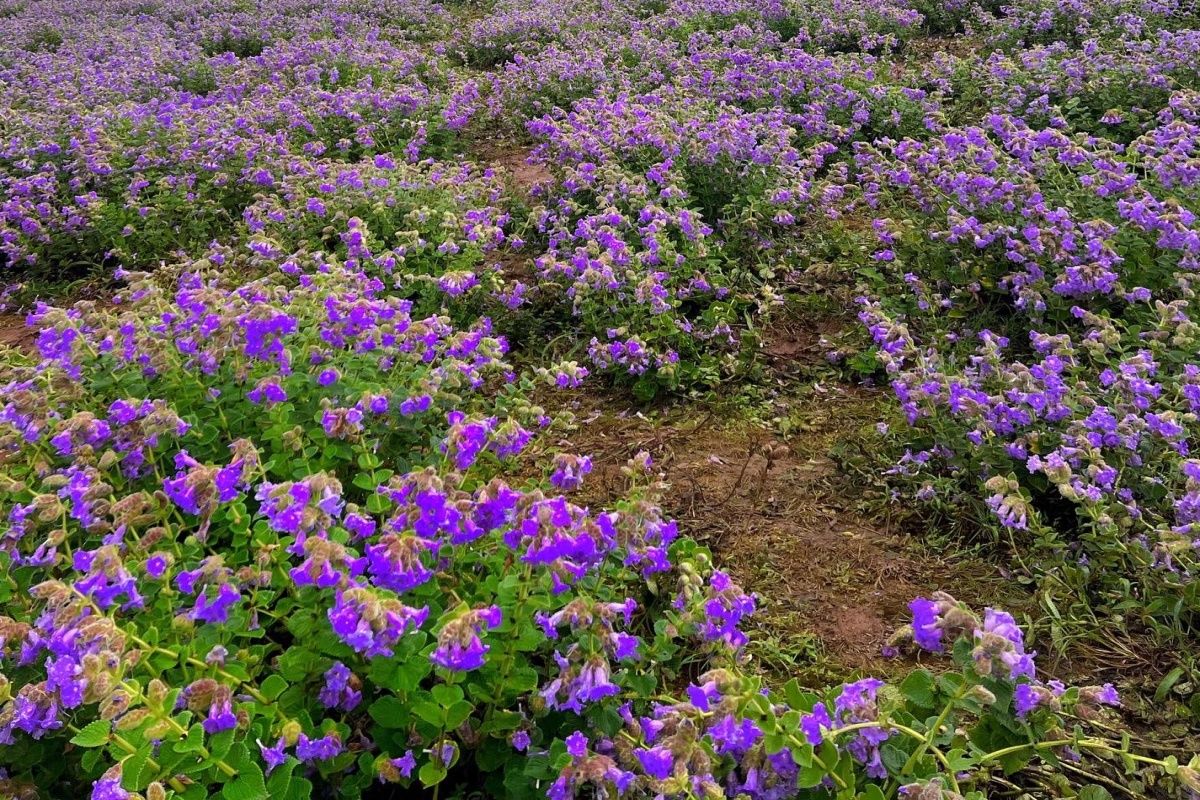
[553,383,1018,680]
[469,137,553,197]
[0,313,35,353]
[758,312,848,376]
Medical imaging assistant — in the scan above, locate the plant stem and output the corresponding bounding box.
[979,737,1172,770]
[899,680,970,777]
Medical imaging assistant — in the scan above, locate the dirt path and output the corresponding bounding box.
[0,313,35,353]
[467,137,552,198]
[556,381,1020,683]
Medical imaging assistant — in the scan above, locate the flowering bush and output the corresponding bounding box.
[0,0,454,274]
[836,86,1200,639]
[2,0,1200,796]
[0,256,729,797]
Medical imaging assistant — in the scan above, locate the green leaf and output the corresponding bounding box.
[881,741,913,775]
[861,786,887,800]
[412,700,446,727]
[1155,667,1184,702]
[479,710,522,735]
[226,743,258,773]
[797,762,826,789]
[369,696,412,729]
[260,674,289,702]
[222,763,268,800]
[277,648,321,682]
[899,669,936,710]
[445,700,475,729]
[284,778,313,800]
[432,684,464,706]
[120,750,149,792]
[945,748,975,772]
[176,724,207,754]
[1078,786,1113,800]
[266,759,297,795]
[419,760,448,787]
[996,747,1033,775]
[389,655,432,692]
[82,748,104,773]
[632,377,658,402]
[208,728,236,761]
[475,738,511,772]
[782,679,817,711]
[70,720,112,747]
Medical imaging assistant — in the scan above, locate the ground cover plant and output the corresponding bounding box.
[1,0,1200,798]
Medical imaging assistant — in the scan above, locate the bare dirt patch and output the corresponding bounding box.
[553,383,1019,681]
[0,313,35,353]
[758,312,847,375]
[469,137,553,197]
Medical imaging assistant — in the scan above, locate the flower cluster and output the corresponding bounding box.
[1,0,1199,797]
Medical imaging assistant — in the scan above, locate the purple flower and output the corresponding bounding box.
[1080,683,1121,708]
[259,738,288,774]
[431,606,501,672]
[974,608,1036,679]
[191,583,241,625]
[709,715,762,757]
[46,656,88,708]
[248,379,288,405]
[145,553,169,579]
[635,746,674,780]
[319,662,362,712]
[550,454,593,490]
[202,695,237,734]
[687,681,720,711]
[399,394,433,415]
[391,750,417,778]
[343,512,377,539]
[835,679,890,779]
[800,703,831,746]
[328,588,428,658]
[565,731,589,758]
[909,597,943,652]
[1014,683,1041,718]
[90,776,129,800]
[697,571,755,649]
[296,733,343,763]
[541,652,620,713]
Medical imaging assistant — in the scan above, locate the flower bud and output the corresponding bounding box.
[966,685,996,705]
[116,708,152,731]
[147,679,169,706]
[1178,765,1200,794]
[281,719,303,746]
[99,690,131,720]
[146,720,174,739]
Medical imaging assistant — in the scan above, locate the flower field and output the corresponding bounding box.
[1,0,1200,797]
